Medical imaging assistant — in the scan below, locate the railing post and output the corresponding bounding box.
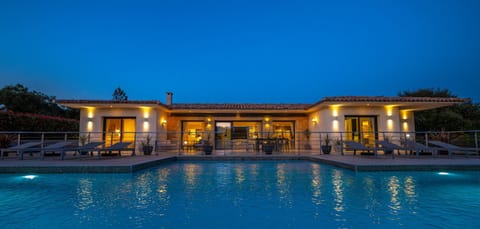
[178,131,182,156]
[340,132,344,155]
[475,130,478,152]
[425,132,429,145]
[64,133,68,142]
[319,132,322,155]
[41,133,45,147]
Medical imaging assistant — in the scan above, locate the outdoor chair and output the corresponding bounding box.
[343,141,379,157]
[1,141,42,159]
[96,142,135,159]
[375,140,406,158]
[404,141,440,157]
[23,141,79,160]
[61,141,105,160]
[428,141,479,157]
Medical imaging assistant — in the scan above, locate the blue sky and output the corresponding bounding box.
[1,0,479,103]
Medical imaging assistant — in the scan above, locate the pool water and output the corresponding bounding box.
[1,161,480,228]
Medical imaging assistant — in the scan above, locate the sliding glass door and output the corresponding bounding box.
[344,116,377,147]
[103,117,136,146]
[215,121,262,150]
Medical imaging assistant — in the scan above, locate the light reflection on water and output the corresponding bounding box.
[3,161,480,228]
[310,163,322,206]
[388,176,401,214]
[332,170,345,213]
[235,165,245,184]
[75,178,93,211]
[276,163,292,207]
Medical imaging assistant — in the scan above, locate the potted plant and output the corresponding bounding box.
[383,136,393,155]
[321,134,332,154]
[142,135,153,155]
[78,134,89,155]
[304,128,312,150]
[263,138,275,154]
[203,132,213,155]
[333,138,342,153]
[262,132,275,154]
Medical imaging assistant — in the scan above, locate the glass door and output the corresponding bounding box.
[215,122,231,149]
[344,116,377,147]
[103,117,136,146]
[181,121,205,149]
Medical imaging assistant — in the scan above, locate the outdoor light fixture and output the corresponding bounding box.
[312,118,318,125]
[87,118,93,131]
[161,119,167,126]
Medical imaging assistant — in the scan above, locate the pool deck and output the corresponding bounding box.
[0,153,480,173]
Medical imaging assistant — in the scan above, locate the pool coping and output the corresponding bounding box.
[0,154,480,173]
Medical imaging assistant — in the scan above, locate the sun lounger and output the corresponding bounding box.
[343,141,379,157]
[428,141,478,157]
[96,142,135,159]
[61,142,105,160]
[375,140,405,158]
[21,141,76,160]
[405,141,439,157]
[1,142,42,159]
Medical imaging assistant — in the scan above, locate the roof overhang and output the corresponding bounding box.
[307,96,469,112]
[57,96,469,114]
[56,100,168,110]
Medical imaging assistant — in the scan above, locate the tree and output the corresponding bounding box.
[0,84,79,119]
[112,87,128,101]
[398,88,480,131]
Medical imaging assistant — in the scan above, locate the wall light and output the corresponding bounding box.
[332,116,339,131]
[143,118,149,131]
[206,118,212,130]
[312,118,318,125]
[161,119,167,126]
[87,118,93,131]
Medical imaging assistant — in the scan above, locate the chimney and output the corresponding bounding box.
[166,92,173,105]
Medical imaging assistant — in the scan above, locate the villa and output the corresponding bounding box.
[58,93,467,154]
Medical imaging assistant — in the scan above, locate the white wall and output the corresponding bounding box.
[79,107,160,151]
[308,106,415,141]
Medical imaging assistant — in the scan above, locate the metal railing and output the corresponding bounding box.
[0,130,479,156]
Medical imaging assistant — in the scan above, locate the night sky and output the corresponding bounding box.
[1,0,479,104]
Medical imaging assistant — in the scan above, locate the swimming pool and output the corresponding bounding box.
[1,161,479,228]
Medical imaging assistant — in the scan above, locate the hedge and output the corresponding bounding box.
[0,111,79,131]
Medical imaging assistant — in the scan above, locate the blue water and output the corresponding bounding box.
[1,161,480,228]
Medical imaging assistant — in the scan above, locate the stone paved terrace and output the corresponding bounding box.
[0,153,480,173]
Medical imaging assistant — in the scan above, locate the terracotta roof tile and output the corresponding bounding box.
[170,103,310,110]
[57,100,163,105]
[58,96,469,111]
[309,96,469,108]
